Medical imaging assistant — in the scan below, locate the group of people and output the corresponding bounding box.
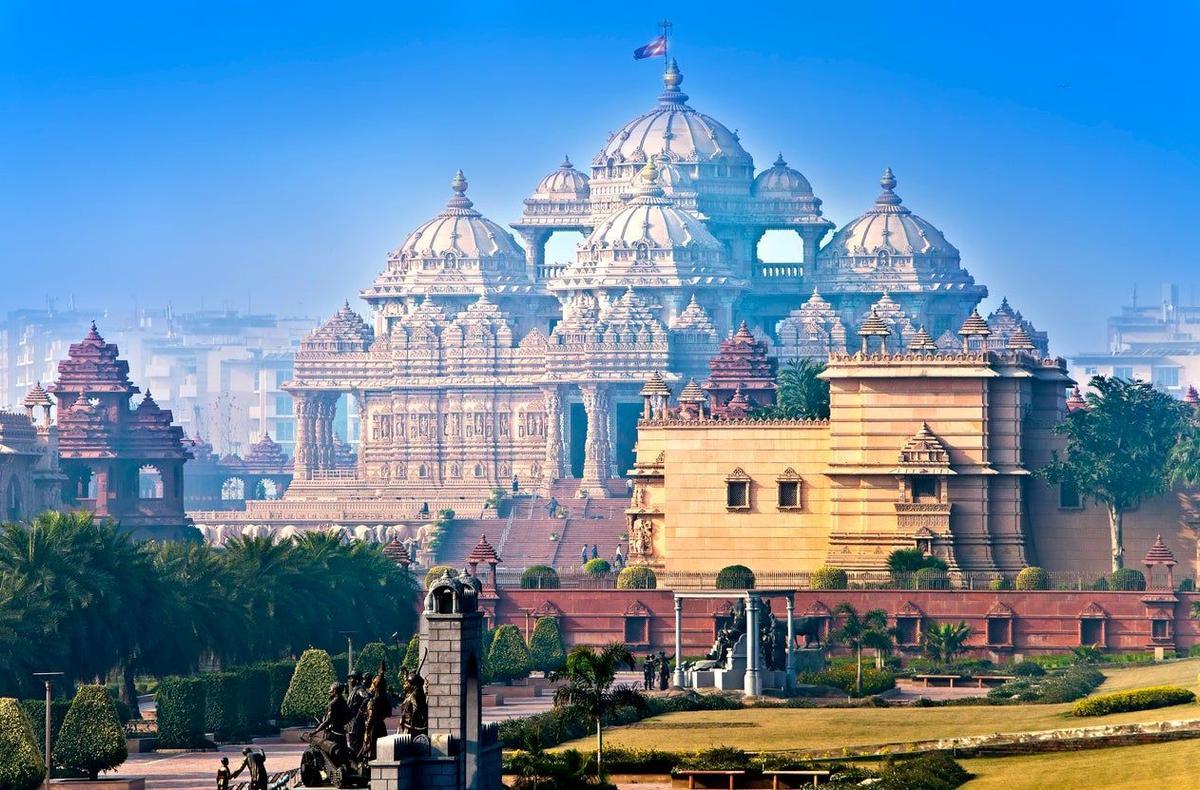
[215,749,268,790]
[642,650,673,691]
[580,542,625,569]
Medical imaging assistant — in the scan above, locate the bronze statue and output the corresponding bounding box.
[346,671,368,755]
[216,756,231,790]
[642,653,655,690]
[656,650,670,690]
[398,660,429,737]
[231,748,268,790]
[359,665,394,760]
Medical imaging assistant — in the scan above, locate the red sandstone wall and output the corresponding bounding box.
[494,589,1200,656]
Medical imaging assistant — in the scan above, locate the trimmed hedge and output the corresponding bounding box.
[520,565,559,589]
[1015,566,1050,590]
[264,660,296,721]
[616,565,657,589]
[52,685,127,780]
[716,564,755,590]
[155,677,207,748]
[1072,685,1195,717]
[0,697,45,790]
[988,665,1104,704]
[203,672,239,739]
[236,665,271,735]
[355,641,390,679]
[281,649,337,724]
[797,663,895,697]
[809,566,848,590]
[19,699,71,757]
[528,617,566,675]
[583,558,611,575]
[488,625,532,683]
[1109,568,1147,591]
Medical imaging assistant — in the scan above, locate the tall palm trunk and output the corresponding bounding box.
[596,716,603,777]
[855,645,863,694]
[1108,504,1124,571]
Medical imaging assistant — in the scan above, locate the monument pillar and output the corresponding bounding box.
[673,596,685,688]
[577,383,611,498]
[515,228,550,281]
[785,596,795,691]
[743,593,762,696]
[541,385,565,486]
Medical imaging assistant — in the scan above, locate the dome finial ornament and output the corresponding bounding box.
[451,169,468,196]
[658,57,689,105]
[876,167,903,207]
[774,153,787,167]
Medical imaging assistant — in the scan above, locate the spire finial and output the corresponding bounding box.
[774,153,787,168]
[561,154,572,168]
[451,169,468,195]
[663,57,683,91]
[874,167,903,207]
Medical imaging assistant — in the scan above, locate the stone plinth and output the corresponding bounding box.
[51,779,146,790]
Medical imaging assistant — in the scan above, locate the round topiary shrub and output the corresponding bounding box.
[988,575,1014,591]
[528,617,567,675]
[354,641,390,677]
[520,565,560,589]
[154,677,206,749]
[401,635,422,672]
[583,558,612,575]
[1012,660,1047,677]
[810,566,848,590]
[52,685,127,780]
[716,564,755,589]
[0,697,45,790]
[1091,576,1110,591]
[281,649,337,725]
[424,565,459,588]
[1015,566,1051,591]
[617,565,658,589]
[1109,568,1147,591]
[487,624,533,684]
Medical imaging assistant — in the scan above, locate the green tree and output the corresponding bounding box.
[810,566,848,590]
[549,644,646,777]
[615,565,657,589]
[487,625,533,684]
[52,685,127,780]
[401,635,422,673]
[519,565,559,589]
[1170,414,1200,488]
[1015,566,1051,590]
[715,564,755,589]
[1041,376,1189,570]
[829,603,894,694]
[528,617,567,676]
[755,359,830,420]
[354,641,390,677]
[582,558,611,576]
[922,622,972,663]
[280,649,337,724]
[0,697,45,790]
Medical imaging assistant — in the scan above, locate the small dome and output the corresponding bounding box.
[396,171,525,261]
[532,156,590,199]
[958,308,991,337]
[587,162,721,250]
[753,154,814,198]
[23,382,52,408]
[595,59,751,168]
[818,168,959,262]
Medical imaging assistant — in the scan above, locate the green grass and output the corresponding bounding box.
[961,738,1200,789]
[553,659,1200,755]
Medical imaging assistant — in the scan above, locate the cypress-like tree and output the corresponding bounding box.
[528,617,567,676]
[487,625,532,684]
[0,697,45,790]
[52,685,127,780]
[280,649,337,724]
[401,635,422,673]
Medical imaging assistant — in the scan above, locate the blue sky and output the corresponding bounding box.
[1,1,1196,354]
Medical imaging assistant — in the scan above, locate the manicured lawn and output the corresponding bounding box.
[961,737,1200,788]
[554,659,1200,755]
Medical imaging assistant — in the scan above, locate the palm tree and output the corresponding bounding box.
[756,359,830,420]
[829,603,893,694]
[548,644,646,777]
[922,622,972,663]
[1170,418,1200,488]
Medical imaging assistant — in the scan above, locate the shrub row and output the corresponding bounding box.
[987,665,1104,704]
[796,663,896,697]
[498,690,742,750]
[1072,686,1195,717]
[156,659,296,746]
[155,677,207,748]
[502,748,969,789]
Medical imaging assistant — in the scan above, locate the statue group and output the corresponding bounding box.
[703,598,821,673]
[297,659,429,789]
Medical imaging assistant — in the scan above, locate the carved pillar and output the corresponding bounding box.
[293,393,317,480]
[313,395,336,472]
[542,385,565,484]
[578,383,612,498]
[516,228,551,281]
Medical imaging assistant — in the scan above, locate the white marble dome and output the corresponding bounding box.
[397,171,525,261]
[532,156,590,199]
[594,59,751,167]
[588,162,721,250]
[753,154,814,198]
[818,169,958,261]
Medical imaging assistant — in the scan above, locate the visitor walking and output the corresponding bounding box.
[591,544,599,560]
[581,544,589,566]
[614,545,625,569]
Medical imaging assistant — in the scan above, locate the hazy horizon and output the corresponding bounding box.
[3,2,1197,355]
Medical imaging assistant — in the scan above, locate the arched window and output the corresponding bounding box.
[221,477,246,501]
[139,465,164,499]
[6,478,21,521]
[254,479,280,500]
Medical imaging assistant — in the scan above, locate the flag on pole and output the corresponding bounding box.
[633,35,667,60]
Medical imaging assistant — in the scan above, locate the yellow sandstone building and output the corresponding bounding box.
[628,320,1200,578]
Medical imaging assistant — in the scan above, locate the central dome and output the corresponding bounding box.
[588,162,722,250]
[593,59,751,167]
